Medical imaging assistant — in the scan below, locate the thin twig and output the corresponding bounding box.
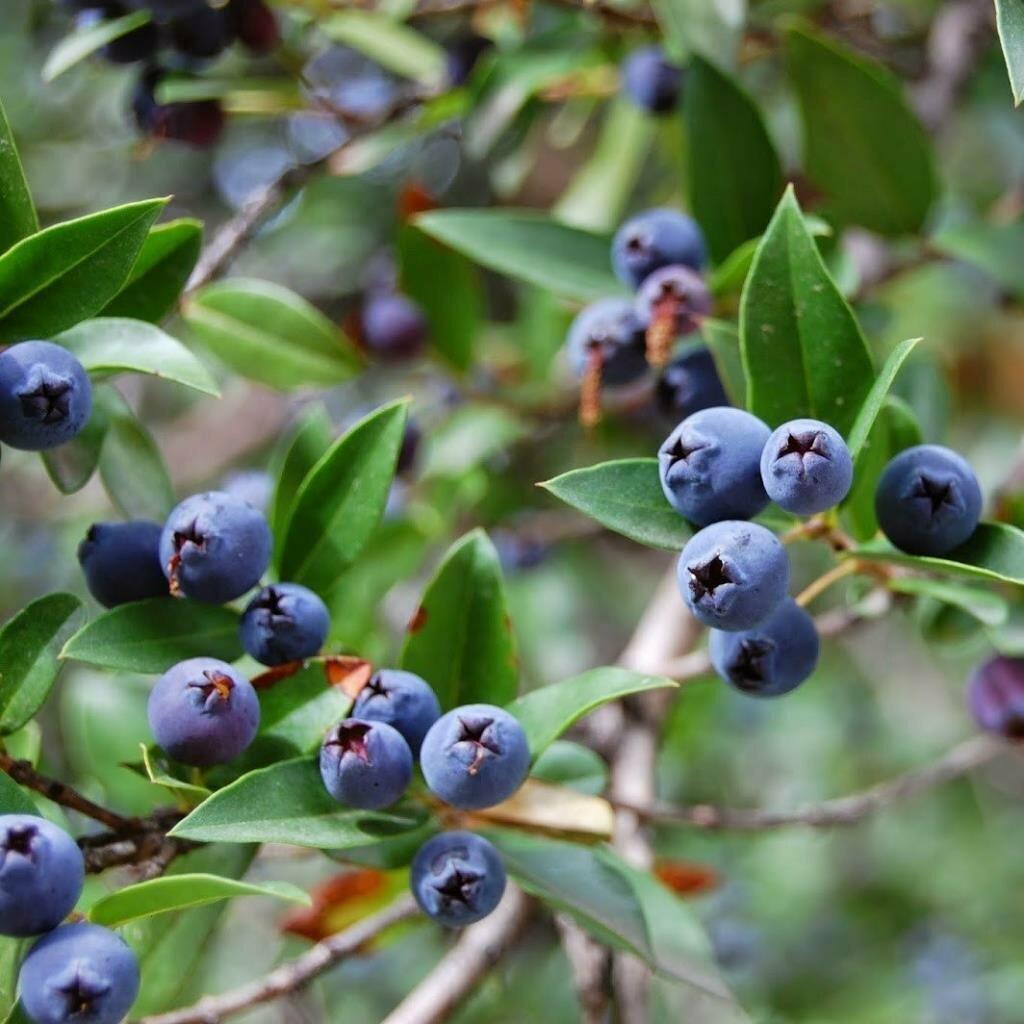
[613,734,1007,831]
[553,915,609,1024]
[135,895,421,1024]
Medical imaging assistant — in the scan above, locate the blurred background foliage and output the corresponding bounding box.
[2,0,1024,1020]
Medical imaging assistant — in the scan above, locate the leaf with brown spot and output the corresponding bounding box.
[251,661,304,691]
[407,606,428,633]
[281,869,389,941]
[324,656,374,698]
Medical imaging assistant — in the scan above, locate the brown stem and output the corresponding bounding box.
[553,915,609,1024]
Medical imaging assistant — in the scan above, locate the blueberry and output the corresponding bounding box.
[709,598,819,697]
[612,208,707,288]
[655,344,729,421]
[131,69,225,147]
[565,298,648,386]
[635,264,712,338]
[410,831,506,927]
[760,418,854,516]
[19,922,140,1024]
[0,816,84,938]
[420,704,530,811]
[166,4,234,58]
[240,583,330,666]
[360,292,428,361]
[621,46,681,115]
[229,0,279,53]
[658,407,770,525]
[874,444,983,556]
[319,719,413,810]
[678,520,789,631]
[159,490,272,603]
[445,34,492,88]
[0,342,92,452]
[352,669,441,756]
[967,656,1024,739]
[77,520,167,608]
[148,657,260,766]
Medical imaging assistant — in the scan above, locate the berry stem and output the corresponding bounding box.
[795,559,861,608]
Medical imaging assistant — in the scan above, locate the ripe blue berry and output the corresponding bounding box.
[621,46,681,115]
[420,704,530,811]
[709,598,819,697]
[874,444,982,556]
[77,520,167,608]
[0,816,84,938]
[240,583,330,666]
[655,344,729,421]
[612,208,707,288]
[397,419,421,477]
[148,657,260,766]
[635,264,712,338]
[659,407,770,525]
[0,342,91,451]
[352,669,441,756]
[132,69,225,147]
[166,4,235,58]
[19,922,140,1024]
[230,0,279,53]
[565,298,648,386]
[760,418,854,516]
[678,520,789,631]
[968,656,1024,739]
[159,490,272,603]
[411,831,506,927]
[360,292,428,361]
[319,719,413,810]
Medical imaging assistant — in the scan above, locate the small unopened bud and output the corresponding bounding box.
[967,656,1024,739]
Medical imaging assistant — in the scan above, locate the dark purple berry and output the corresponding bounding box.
[565,298,648,386]
[166,3,234,59]
[397,419,421,477]
[319,719,413,810]
[229,0,279,52]
[132,69,225,147]
[411,831,506,927]
[760,418,854,516]
[655,345,729,421]
[78,520,167,608]
[352,669,441,756]
[240,583,330,666]
[968,656,1024,739]
[613,208,707,287]
[445,34,492,87]
[360,292,428,361]
[635,264,712,338]
[621,46,682,115]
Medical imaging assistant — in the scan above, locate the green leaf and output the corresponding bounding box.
[785,24,936,235]
[651,0,744,64]
[415,210,625,302]
[931,220,1024,299]
[684,57,783,264]
[398,225,482,372]
[401,530,518,709]
[0,937,25,1024]
[739,186,875,434]
[134,744,211,805]
[697,320,745,405]
[61,599,243,674]
[42,10,152,82]
[0,98,38,253]
[258,661,352,754]
[530,740,608,796]
[56,317,218,396]
[845,337,922,459]
[278,400,408,595]
[89,873,309,928]
[0,198,166,341]
[0,594,81,736]
[40,395,109,495]
[422,404,527,479]
[889,577,1010,627]
[995,0,1024,105]
[0,771,36,816]
[507,668,676,758]
[169,757,427,848]
[321,12,445,86]
[854,523,1024,586]
[183,278,361,390]
[101,218,202,323]
[541,459,690,551]
[269,406,334,549]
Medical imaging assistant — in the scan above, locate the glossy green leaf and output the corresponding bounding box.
[169,757,427,848]
[183,278,361,390]
[61,599,243,674]
[398,225,482,372]
[530,740,608,796]
[89,873,309,928]
[401,529,518,709]
[507,668,676,758]
[278,400,408,595]
[0,594,81,736]
[739,187,875,434]
[785,24,937,235]
[40,394,110,495]
[258,661,352,754]
[322,11,445,86]
[415,210,625,302]
[931,221,1024,299]
[101,218,201,323]
[0,198,165,341]
[0,770,36,816]
[56,317,218,396]
[541,459,690,551]
[684,57,782,263]
[889,577,1010,627]
[995,0,1024,104]
[846,337,922,458]
[0,937,25,1024]
[42,10,152,82]
[0,99,37,253]
[268,406,334,549]
[651,0,744,64]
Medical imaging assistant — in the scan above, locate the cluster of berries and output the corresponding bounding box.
[60,0,278,146]
[0,814,139,1024]
[660,405,983,698]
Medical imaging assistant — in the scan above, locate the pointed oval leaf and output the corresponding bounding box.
[0,771,36,816]
[889,577,1009,627]
[42,10,152,82]
[995,0,1024,105]
[258,661,353,754]
[0,99,37,253]
[845,337,921,458]
[0,594,82,736]
[268,406,333,549]
[278,400,408,595]
[739,186,875,434]
[401,529,518,709]
[61,599,243,674]
[530,740,608,796]
[541,459,691,551]
[0,198,166,340]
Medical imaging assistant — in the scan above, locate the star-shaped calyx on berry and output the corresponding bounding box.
[776,431,829,469]
[432,861,483,910]
[453,715,501,776]
[688,554,734,602]
[911,475,958,519]
[728,638,775,691]
[0,823,37,864]
[187,670,235,713]
[326,721,373,764]
[664,434,707,471]
[50,964,110,1018]
[18,371,72,425]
